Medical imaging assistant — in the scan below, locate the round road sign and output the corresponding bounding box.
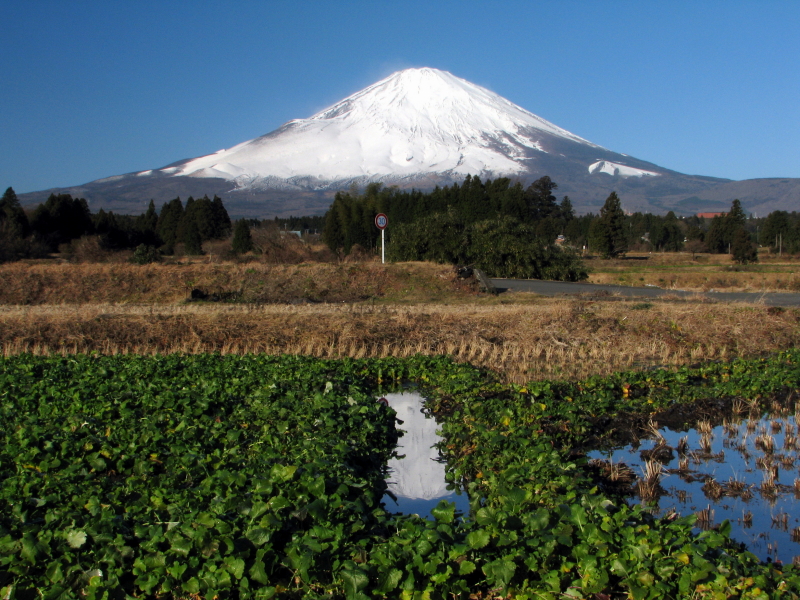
[375,213,388,230]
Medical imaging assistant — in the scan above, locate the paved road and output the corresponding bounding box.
[490,278,800,307]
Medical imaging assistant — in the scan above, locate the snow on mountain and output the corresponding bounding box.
[588,160,659,178]
[163,67,601,188]
[384,392,451,501]
[28,66,756,217]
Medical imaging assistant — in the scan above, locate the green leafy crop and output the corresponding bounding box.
[1,352,798,599]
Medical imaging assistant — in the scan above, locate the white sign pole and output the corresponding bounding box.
[375,213,388,264]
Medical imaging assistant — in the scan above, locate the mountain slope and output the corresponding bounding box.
[18,68,797,217]
[170,67,599,186]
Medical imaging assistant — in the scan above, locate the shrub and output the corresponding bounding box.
[389,213,588,281]
[129,244,162,265]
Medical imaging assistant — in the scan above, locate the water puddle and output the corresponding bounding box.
[382,391,469,518]
[589,401,800,564]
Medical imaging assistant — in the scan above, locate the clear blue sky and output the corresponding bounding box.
[2,0,798,194]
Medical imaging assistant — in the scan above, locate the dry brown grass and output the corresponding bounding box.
[586,252,800,292]
[2,297,798,383]
[0,261,474,305]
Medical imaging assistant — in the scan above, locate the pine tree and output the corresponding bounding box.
[731,228,758,264]
[29,193,93,251]
[650,211,684,251]
[231,219,253,254]
[183,219,203,255]
[137,200,158,234]
[559,196,575,222]
[499,182,526,222]
[525,176,558,222]
[176,197,196,245]
[589,192,628,258]
[134,200,160,246]
[705,200,748,254]
[704,215,727,253]
[0,187,19,211]
[156,198,183,254]
[211,196,232,238]
[190,195,216,240]
[761,210,795,252]
[0,187,30,239]
[322,200,345,253]
[726,199,746,230]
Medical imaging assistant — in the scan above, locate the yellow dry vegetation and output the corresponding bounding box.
[2,296,798,383]
[586,252,800,292]
[0,260,474,305]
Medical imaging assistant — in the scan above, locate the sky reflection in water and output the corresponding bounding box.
[590,408,800,564]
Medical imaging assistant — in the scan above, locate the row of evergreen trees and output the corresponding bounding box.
[756,210,800,254]
[700,200,757,262]
[2,177,785,269]
[152,195,231,254]
[320,176,767,273]
[322,176,575,256]
[0,187,232,262]
[321,176,588,279]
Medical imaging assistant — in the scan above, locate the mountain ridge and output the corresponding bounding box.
[18,68,798,217]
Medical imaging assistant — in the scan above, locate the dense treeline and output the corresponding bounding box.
[320,176,774,270]
[746,208,800,254]
[323,176,574,254]
[0,187,231,263]
[3,176,793,270]
[273,215,325,233]
[322,176,587,279]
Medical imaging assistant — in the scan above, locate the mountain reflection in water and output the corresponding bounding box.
[383,392,469,517]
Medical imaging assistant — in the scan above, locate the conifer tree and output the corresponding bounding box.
[29,193,93,250]
[0,187,30,239]
[211,195,232,238]
[761,210,795,252]
[134,200,160,246]
[559,196,575,222]
[137,200,158,234]
[183,219,203,255]
[726,199,746,231]
[731,227,758,264]
[189,195,216,240]
[525,176,558,222]
[499,181,526,222]
[231,219,253,254]
[705,200,748,254]
[322,193,347,252]
[650,211,684,251]
[589,192,628,258]
[156,198,183,254]
[704,215,727,253]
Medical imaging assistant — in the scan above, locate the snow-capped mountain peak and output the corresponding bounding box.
[167,67,602,187]
[39,66,751,220]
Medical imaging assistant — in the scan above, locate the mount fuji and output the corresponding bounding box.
[19,68,800,217]
[167,67,606,186]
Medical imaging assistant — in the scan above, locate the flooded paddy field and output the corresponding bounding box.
[382,391,470,518]
[588,396,800,564]
[383,387,800,564]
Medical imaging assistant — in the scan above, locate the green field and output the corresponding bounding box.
[2,353,799,599]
